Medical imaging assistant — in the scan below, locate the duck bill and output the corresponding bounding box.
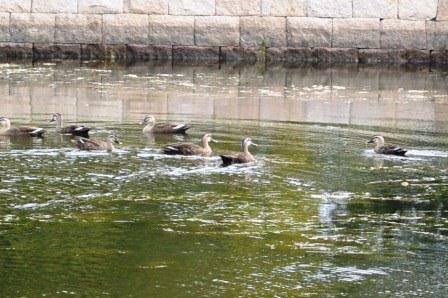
[251,142,258,147]
[367,139,374,144]
[211,138,218,143]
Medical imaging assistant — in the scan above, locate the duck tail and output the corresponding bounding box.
[162,145,179,155]
[396,149,407,156]
[31,128,45,138]
[220,155,234,167]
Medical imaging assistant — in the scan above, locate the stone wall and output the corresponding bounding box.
[0,0,448,64]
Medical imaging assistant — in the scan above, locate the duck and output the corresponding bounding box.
[220,137,257,167]
[141,115,190,134]
[368,135,407,156]
[75,135,121,152]
[50,113,90,137]
[162,133,217,156]
[0,117,45,137]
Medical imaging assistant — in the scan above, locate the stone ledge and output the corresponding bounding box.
[315,48,359,63]
[266,47,317,65]
[359,49,407,64]
[431,50,448,64]
[0,42,33,59]
[33,44,81,60]
[126,44,172,61]
[220,47,259,64]
[81,44,105,60]
[173,46,219,64]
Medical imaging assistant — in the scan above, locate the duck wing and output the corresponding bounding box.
[76,137,104,150]
[153,122,190,134]
[162,143,201,155]
[60,125,90,136]
[17,126,45,137]
[220,153,252,167]
[378,145,407,156]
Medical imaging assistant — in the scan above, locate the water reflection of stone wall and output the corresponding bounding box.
[1,63,448,132]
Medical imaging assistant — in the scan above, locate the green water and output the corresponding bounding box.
[1,63,448,297]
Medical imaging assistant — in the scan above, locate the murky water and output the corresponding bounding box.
[1,62,448,297]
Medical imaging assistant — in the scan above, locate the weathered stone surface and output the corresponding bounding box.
[240,17,286,47]
[399,0,437,20]
[216,0,260,15]
[127,45,172,61]
[353,0,397,18]
[315,48,359,63]
[381,19,426,49]
[262,0,306,16]
[195,16,239,46]
[431,50,448,64]
[149,15,194,45]
[308,0,352,18]
[124,0,168,14]
[79,0,123,13]
[0,13,9,42]
[427,21,448,50]
[266,47,317,64]
[33,44,81,60]
[169,0,215,15]
[333,18,380,48]
[0,43,33,59]
[11,13,55,43]
[104,14,148,44]
[287,17,331,48]
[359,49,407,64]
[220,47,258,63]
[81,44,106,60]
[105,45,127,61]
[438,0,448,20]
[406,50,430,64]
[55,14,102,44]
[32,0,77,13]
[173,46,219,64]
[0,0,31,12]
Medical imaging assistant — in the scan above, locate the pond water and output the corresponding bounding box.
[1,62,448,297]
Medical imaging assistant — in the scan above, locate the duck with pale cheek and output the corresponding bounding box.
[220,137,258,167]
[50,113,90,137]
[75,135,121,152]
[368,135,407,156]
[0,117,45,138]
[162,133,217,156]
[141,115,190,134]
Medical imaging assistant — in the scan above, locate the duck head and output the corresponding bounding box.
[368,135,385,146]
[241,137,257,150]
[202,133,218,144]
[141,115,155,126]
[50,113,63,126]
[108,135,122,145]
[0,117,11,128]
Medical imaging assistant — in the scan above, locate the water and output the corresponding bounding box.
[1,62,448,297]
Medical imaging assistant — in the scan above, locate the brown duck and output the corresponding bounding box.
[50,113,90,137]
[0,117,45,137]
[75,135,121,152]
[162,133,217,156]
[220,137,257,167]
[141,115,190,134]
[368,135,407,156]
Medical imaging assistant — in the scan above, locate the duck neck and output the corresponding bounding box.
[142,122,154,133]
[375,139,385,150]
[1,119,11,130]
[202,139,212,153]
[106,140,115,152]
[55,117,63,128]
[243,144,252,157]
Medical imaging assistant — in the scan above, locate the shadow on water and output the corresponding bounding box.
[0,63,448,297]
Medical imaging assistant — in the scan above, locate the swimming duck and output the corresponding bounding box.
[0,117,45,137]
[162,133,217,156]
[141,115,190,134]
[368,135,407,156]
[75,135,121,152]
[50,113,90,137]
[220,137,257,166]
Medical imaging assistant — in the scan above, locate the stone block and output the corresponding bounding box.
[124,0,168,14]
[149,15,194,45]
[431,50,448,64]
[105,45,127,61]
[427,21,448,50]
[287,17,332,48]
[262,0,306,16]
[32,0,77,13]
[0,13,9,42]
[79,0,123,13]
[380,19,426,49]
[0,42,33,59]
[240,17,286,47]
[55,14,102,44]
[81,44,106,60]
[126,44,172,61]
[333,18,380,48]
[195,16,239,46]
[353,0,397,18]
[103,14,148,44]
[216,0,260,15]
[308,0,352,18]
[173,46,219,65]
[0,0,31,12]
[169,0,215,15]
[406,49,430,64]
[33,44,81,60]
[11,13,55,43]
[438,0,448,20]
[359,49,407,64]
[266,47,317,64]
[220,47,258,63]
[315,48,359,63]
[399,0,437,20]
